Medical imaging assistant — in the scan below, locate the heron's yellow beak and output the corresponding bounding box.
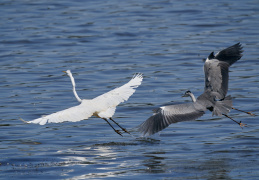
[62,71,67,74]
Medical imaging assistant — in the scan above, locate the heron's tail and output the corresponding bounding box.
[213,95,233,116]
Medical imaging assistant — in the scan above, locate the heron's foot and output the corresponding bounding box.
[115,130,123,136]
[232,107,255,116]
[239,121,247,129]
[247,111,255,116]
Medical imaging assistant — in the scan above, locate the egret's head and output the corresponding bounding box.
[182,90,192,97]
[63,70,72,76]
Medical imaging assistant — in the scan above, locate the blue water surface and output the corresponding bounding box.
[1,0,259,179]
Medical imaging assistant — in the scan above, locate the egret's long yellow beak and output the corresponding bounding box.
[62,71,67,74]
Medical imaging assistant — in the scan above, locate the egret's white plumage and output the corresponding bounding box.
[25,71,143,135]
[65,70,82,103]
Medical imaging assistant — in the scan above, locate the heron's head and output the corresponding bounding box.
[205,51,215,61]
[182,90,192,97]
[62,70,72,76]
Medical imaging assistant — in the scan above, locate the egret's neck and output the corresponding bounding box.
[189,93,196,102]
[69,74,82,103]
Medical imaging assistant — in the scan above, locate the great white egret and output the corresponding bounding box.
[138,43,254,136]
[22,70,143,136]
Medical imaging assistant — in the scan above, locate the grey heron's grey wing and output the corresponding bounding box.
[204,43,243,99]
[138,102,206,136]
[204,60,230,99]
[214,43,243,66]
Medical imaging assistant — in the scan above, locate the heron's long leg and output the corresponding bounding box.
[103,118,123,136]
[232,107,255,116]
[223,114,247,129]
[109,118,130,134]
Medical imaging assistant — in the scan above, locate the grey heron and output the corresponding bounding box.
[138,43,254,136]
[22,71,143,136]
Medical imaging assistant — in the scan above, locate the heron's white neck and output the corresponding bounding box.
[189,93,196,102]
[68,74,82,103]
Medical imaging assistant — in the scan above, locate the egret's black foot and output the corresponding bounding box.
[109,118,130,135]
[122,128,130,134]
[115,130,123,136]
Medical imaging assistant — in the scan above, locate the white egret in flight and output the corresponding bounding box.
[22,70,143,136]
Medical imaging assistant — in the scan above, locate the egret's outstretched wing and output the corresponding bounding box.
[93,73,143,110]
[204,43,243,99]
[27,101,94,125]
[138,102,206,136]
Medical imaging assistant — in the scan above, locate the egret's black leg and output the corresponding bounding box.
[110,118,130,134]
[223,114,247,129]
[103,118,123,136]
[232,107,255,116]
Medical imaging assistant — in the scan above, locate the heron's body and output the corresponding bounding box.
[204,43,243,99]
[138,43,250,136]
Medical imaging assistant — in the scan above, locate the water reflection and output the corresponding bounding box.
[143,151,166,173]
[139,149,234,179]
[197,158,232,180]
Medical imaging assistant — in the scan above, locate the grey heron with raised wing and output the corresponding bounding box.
[138,43,254,136]
[22,71,143,136]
